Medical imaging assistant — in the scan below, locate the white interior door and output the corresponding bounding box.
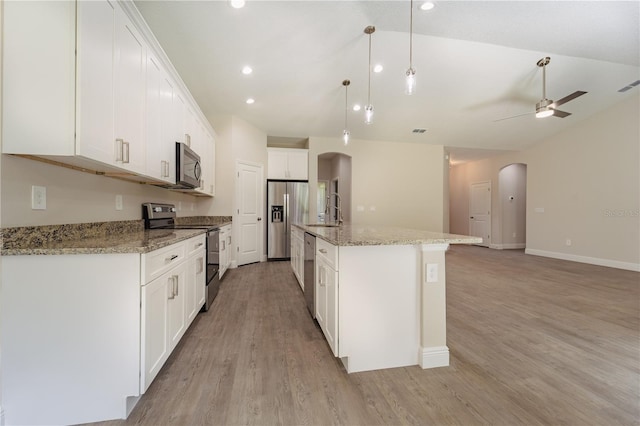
[469,181,491,247]
[236,161,263,266]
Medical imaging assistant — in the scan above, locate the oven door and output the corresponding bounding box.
[176,142,201,189]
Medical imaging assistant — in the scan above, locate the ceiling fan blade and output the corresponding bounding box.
[493,111,534,122]
[552,109,571,118]
[552,90,587,108]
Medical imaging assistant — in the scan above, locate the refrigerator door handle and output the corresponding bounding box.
[284,193,289,233]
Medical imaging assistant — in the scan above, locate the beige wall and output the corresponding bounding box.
[449,94,640,270]
[0,154,216,227]
[309,137,446,231]
[499,163,527,248]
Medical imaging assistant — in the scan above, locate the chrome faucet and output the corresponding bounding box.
[325,193,343,225]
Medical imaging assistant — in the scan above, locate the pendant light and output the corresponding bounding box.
[364,26,375,124]
[342,80,351,145]
[405,0,416,95]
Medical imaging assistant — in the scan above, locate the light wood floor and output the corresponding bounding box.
[96,246,639,426]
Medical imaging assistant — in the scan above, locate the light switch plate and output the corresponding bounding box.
[115,194,123,211]
[31,185,46,210]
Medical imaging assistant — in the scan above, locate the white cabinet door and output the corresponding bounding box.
[141,270,170,392]
[113,6,146,173]
[167,262,187,349]
[76,0,115,163]
[186,248,206,324]
[267,149,289,179]
[145,53,175,183]
[219,225,231,278]
[316,239,339,356]
[324,265,339,356]
[287,150,309,180]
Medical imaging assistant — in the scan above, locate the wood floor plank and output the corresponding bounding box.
[93,246,639,426]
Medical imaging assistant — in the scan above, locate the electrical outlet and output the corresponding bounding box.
[426,263,438,283]
[178,201,182,211]
[369,206,376,211]
[31,185,46,210]
[566,239,572,246]
[357,205,364,212]
[115,194,123,211]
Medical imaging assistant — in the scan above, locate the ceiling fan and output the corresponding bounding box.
[494,57,587,122]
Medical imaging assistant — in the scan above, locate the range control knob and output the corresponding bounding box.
[153,207,163,212]
[170,207,177,212]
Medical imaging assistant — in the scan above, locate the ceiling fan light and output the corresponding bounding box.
[536,107,554,118]
[420,1,436,11]
[535,98,554,118]
[405,67,416,95]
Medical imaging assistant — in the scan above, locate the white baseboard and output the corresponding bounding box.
[525,248,640,272]
[419,346,450,369]
[490,243,526,250]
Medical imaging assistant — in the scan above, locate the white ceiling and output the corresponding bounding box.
[135,0,640,163]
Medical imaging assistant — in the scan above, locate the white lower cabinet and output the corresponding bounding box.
[219,224,232,279]
[291,227,305,290]
[141,234,205,393]
[315,238,339,356]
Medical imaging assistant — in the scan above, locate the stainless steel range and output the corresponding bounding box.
[142,202,222,311]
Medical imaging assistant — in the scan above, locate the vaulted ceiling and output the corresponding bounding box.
[135,1,639,163]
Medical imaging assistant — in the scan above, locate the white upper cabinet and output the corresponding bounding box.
[75,0,115,164]
[267,148,309,180]
[113,6,146,174]
[145,53,176,183]
[2,0,215,195]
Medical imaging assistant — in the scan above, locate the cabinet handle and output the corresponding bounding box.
[319,248,327,254]
[197,257,204,274]
[319,266,326,286]
[227,236,231,245]
[173,275,179,296]
[195,242,204,248]
[123,141,130,163]
[166,254,179,262]
[115,138,124,162]
[168,276,175,300]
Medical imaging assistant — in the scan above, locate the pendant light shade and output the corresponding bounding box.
[405,0,416,95]
[364,26,375,124]
[342,79,351,145]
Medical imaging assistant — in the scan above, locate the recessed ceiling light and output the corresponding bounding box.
[230,0,246,9]
[242,66,253,75]
[353,104,361,111]
[373,64,383,73]
[420,1,435,11]
[246,98,255,104]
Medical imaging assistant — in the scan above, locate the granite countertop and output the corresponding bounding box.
[1,216,231,256]
[294,223,482,247]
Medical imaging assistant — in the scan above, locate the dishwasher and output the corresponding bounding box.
[304,232,316,318]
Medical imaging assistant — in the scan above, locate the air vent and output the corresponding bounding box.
[618,79,640,93]
[412,128,427,133]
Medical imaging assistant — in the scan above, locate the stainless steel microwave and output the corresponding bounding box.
[175,142,201,189]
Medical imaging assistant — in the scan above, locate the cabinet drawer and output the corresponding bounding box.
[185,234,206,257]
[316,238,338,270]
[143,241,186,284]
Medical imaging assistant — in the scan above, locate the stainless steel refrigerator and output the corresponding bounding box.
[267,180,309,260]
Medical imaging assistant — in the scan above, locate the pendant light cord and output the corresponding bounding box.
[409,0,413,69]
[367,32,372,105]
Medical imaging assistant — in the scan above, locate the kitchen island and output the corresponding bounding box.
[295,223,480,373]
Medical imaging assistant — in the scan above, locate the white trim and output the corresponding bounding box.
[421,243,450,252]
[491,243,526,250]
[419,346,450,369]
[525,249,640,272]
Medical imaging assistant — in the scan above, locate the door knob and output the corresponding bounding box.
[257,217,262,221]
[470,216,474,219]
